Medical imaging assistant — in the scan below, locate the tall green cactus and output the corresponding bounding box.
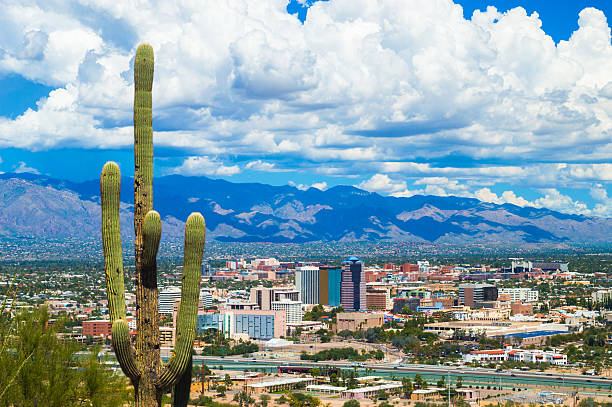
[101,43,205,407]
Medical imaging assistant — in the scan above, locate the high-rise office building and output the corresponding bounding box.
[295,266,319,305]
[319,266,342,307]
[159,287,182,315]
[340,256,366,312]
[459,283,498,308]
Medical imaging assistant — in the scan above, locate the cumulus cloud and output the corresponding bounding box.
[533,188,589,214]
[590,184,609,202]
[13,161,40,174]
[357,174,407,195]
[474,188,531,207]
[311,181,328,190]
[245,160,291,172]
[167,156,239,177]
[289,180,328,191]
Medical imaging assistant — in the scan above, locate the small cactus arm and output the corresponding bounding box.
[100,162,140,380]
[157,213,205,390]
[171,355,193,407]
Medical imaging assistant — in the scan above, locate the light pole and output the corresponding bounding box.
[447,371,451,407]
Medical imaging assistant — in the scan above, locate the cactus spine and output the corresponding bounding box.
[101,43,205,407]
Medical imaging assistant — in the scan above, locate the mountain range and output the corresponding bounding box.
[1,172,610,246]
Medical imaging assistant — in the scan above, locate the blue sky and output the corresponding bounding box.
[0,0,610,217]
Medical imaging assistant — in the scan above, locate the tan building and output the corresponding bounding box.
[510,301,533,315]
[335,312,384,332]
[411,388,443,402]
[366,289,390,310]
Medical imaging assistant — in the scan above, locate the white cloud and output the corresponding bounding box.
[289,180,327,191]
[245,160,289,172]
[13,161,39,174]
[590,184,609,202]
[0,1,607,164]
[357,174,407,195]
[311,182,327,191]
[0,1,609,216]
[167,156,239,177]
[474,188,531,207]
[533,188,589,214]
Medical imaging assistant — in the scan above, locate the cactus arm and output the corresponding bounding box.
[101,162,140,379]
[112,319,141,379]
[156,213,205,390]
[171,355,192,407]
[101,162,126,321]
[134,42,154,233]
[143,210,161,286]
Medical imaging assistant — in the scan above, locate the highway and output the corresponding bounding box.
[185,355,612,391]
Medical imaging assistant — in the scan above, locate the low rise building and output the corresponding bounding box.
[247,377,315,394]
[197,310,286,340]
[463,347,567,365]
[340,382,402,400]
[306,385,347,394]
[335,312,384,332]
[410,388,444,402]
[511,302,533,316]
[499,288,539,302]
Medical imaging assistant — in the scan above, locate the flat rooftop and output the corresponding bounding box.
[248,377,312,388]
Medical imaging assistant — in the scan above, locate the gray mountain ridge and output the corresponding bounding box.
[0,172,610,245]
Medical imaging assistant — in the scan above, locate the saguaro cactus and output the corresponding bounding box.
[101,43,205,407]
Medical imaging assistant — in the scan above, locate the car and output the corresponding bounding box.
[393,366,398,370]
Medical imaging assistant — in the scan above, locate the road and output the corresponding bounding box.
[186,355,612,391]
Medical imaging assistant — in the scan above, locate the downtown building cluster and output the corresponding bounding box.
[67,255,609,360]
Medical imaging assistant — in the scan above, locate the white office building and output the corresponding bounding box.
[592,289,612,303]
[159,287,182,315]
[499,288,539,302]
[200,290,213,308]
[295,266,319,305]
[271,299,303,324]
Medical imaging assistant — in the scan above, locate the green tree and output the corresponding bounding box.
[402,377,414,398]
[224,374,233,388]
[342,400,360,407]
[216,385,227,397]
[0,306,130,407]
[259,394,272,407]
[376,389,389,400]
[81,348,131,407]
[456,376,463,388]
[286,392,321,407]
[234,390,255,407]
[413,374,425,389]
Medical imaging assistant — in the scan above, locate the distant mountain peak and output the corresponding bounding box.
[0,173,609,245]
